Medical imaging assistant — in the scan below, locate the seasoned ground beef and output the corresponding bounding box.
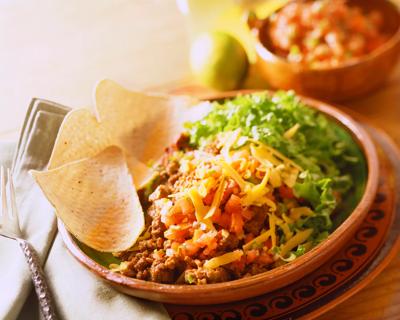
[217,233,240,253]
[244,263,271,277]
[150,213,166,239]
[175,134,191,150]
[244,206,268,235]
[149,256,186,283]
[148,185,171,202]
[202,141,220,155]
[184,267,231,284]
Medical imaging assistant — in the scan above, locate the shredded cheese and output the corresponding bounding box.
[243,229,272,251]
[269,168,282,188]
[220,129,241,162]
[188,188,215,231]
[250,139,303,171]
[263,144,303,171]
[284,123,300,139]
[204,250,243,269]
[241,168,271,206]
[269,214,277,248]
[280,228,313,257]
[110,261,129,272]
[282,213,294,224]
[290,207,315,221]
[204,176,226,219]
[250,144,280,167]
[218,159,247,190]
[280,223,293,240]
[281,167,300,188]
[263,198,277,211]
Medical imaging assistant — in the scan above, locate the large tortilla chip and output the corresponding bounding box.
[48,79,211,187]
[32,146,144,252]
[32,80,211,252]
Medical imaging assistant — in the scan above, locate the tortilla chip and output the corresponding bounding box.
[33,80,212,252]
[32,146,144,252]
[48,79,211,187]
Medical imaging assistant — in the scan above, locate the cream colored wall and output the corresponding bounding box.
[0,0,190,137]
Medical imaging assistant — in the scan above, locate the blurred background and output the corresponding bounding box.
[1,0,399,141]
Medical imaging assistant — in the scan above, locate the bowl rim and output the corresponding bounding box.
[57,91,379,299]
[253,0,400,72]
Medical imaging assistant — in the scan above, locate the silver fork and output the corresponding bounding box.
[0,166,57,320]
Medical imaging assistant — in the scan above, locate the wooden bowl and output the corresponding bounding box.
[58,93,379,305]
[251,0,400,101]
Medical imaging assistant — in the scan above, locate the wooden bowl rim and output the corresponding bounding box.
[58,92,379,298]
[253,0,400,72]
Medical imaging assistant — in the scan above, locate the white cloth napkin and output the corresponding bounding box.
[0,99,169,320]
[0,103,65,320]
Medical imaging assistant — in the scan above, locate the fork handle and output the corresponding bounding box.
[17,239,58,320]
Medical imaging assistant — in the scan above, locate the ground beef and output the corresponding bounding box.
[150,256,186,283]
[148,185,171,202]
[184,266,231,284]
[244,263,271,277]
[167,173,182,186]
[244,206,268,235]
[136,215,165,252]
[176,134,191,150]
[123,251,153,279]
[150,214,165,239]
[147,203,159,219]
[123,253,186,284]
[166,160,180,176]
[202,142,220,155]
[217,233,240,253]
[138,238,162,251]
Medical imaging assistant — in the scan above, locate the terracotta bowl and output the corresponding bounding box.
[58,93,379,305]
[251,0,400,102]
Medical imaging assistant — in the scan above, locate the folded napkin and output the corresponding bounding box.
[0,99,169,319]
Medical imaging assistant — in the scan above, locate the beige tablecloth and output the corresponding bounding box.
[0,100,169,320]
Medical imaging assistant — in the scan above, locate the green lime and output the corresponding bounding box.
[190,31,248,91]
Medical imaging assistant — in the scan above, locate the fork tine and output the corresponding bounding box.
[0,165,7,219]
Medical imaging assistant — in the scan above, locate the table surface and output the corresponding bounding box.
[0,1,399,319]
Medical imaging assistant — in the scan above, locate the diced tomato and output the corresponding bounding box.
[225,194,242,214]
[245,233,255,244]
[231,256,246,273]
[196,232,218,256]
[211,207,222,221]
[279,185,295,199]
[230,211,244,235]
[165,212,185,228]
[245,249,259,264]
[164,227,190,242]
[242,208,254,220]
[213,212,231,229]
[203,189,215,206]
[203,240,218,256]
[264,238,272,249]
[221,179,240,205]
[166,198,195,227]
[176,198,195,216]
[266,191,276,202]
[180,240,199,256]
[258,253,274,265]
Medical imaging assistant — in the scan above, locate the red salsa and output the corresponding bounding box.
[268,0,389,68]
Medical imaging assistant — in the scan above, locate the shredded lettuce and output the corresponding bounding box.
[185,91,366,235]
